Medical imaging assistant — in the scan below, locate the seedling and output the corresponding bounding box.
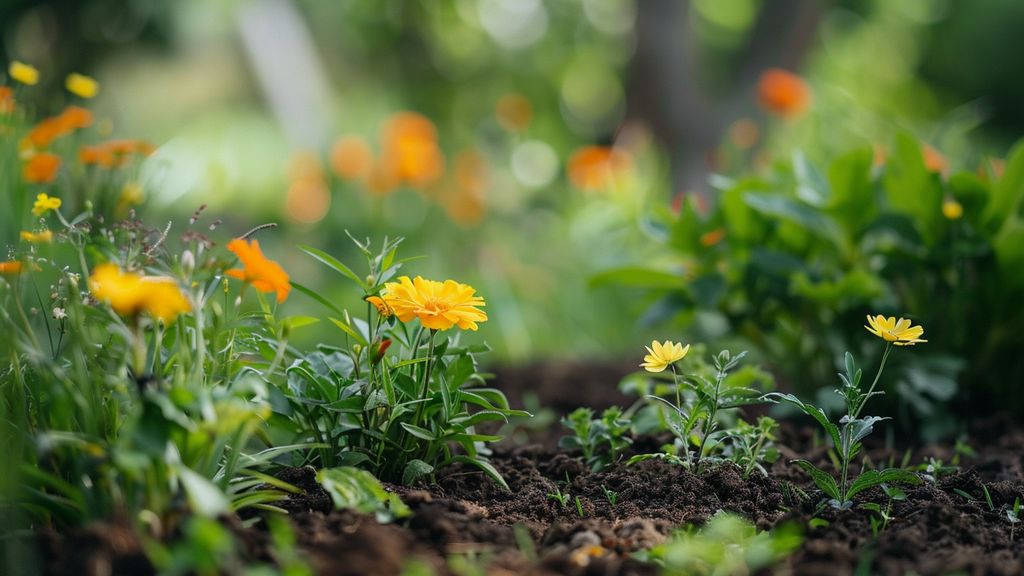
[766,343,922,509]
[721,416,780,478]
[601,485,619,507]
[919,457,957,483]
[1006,497,1020,541]
[559,406,632,471]
[574,496,585,518]
[860,484,905,536]
[547,485,571,509]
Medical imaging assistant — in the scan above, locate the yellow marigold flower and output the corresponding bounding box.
[865,315,927,346]
[942,198,963,220]
[9,61,39,85]
[366,295,392,318]
[640,340,690,373]
[378,276,487,331]
[32,193,62,216]
[225,238,291,303]
[20,230,53,243]
[0,261,23,275]
[89,264,191,322]
[23,153,61,183]
[65,73,99,98]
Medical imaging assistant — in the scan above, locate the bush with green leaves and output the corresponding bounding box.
[558,406,633,471]
[600,135,1024,428]
[276,236,528,488]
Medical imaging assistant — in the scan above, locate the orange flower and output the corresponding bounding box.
[922,144,948,174]
[79,139,154,168]
[495,93,533,132]
[757,69,811,118]
[381,112,444,187]
[23,153,61,183]
[567,146,632,191]
[23,106,94,149]
[0,261,23,275]
[728,118,760,150]
[700,228,727,247]
[330,136,374,181]
[225,238,291,303]
[445,150,487,226]
[0,86,13,115]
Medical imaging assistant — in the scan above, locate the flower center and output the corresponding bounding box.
[421,298,451,314]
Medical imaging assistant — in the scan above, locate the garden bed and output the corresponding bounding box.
[39,365,1024,576]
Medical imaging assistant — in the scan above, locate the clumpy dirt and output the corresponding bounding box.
[35,362,1024,575]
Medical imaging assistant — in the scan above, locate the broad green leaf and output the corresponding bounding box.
[317,467,410,521]
[179,466,229,517]
[882,132,943,245]
[744,192,844,247]
[792,460,840,501]
[982,138,1024,235]
[402,459,434,486]
[846,468,920,500]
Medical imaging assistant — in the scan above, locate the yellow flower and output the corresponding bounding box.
[640,340,690,373]
[32,193,62,216]
[20,230,53,243]
[865,315,927,346]
[9,61,39,85]
[366,295,392,318]
[65,73,99,98]
[378,276,487,331]
[942,198,963,220]
[88,263,191,322]
[225,238,291,303]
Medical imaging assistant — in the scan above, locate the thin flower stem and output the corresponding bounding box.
[854,343,892,420]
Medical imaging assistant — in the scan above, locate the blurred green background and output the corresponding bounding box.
[4,0,1024,424]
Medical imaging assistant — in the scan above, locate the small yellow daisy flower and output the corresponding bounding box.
[9,61,39,85]
[865,315,927,346]
[640,340,690,373]
[32,193,62,217]
[65,73,99,98]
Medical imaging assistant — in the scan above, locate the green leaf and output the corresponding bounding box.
[179,467,230,517]
[744,192,844,246]
[291,281,345,316]
[317,467,410,521]
[299,245,367,290]
[982,138,1024,234]
[764,393,841,450]
[447,455,509,491]
[400,422,436,441]
[329,317,368,347]
[792,460,840,501]
[793,151,830,207]
[402,459,434,485]
[281,315,320,331]
[846,469,920,501]
[882,132,943,245]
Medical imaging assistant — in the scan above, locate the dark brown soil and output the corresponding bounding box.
[32,362,1024,575]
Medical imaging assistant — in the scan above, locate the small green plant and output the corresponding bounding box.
[766,320,925,509]
[630,343,767,472]
[860,484,906,536]
[1007,497,1020,542]
[601,484,618,507]
[547,483,570,509]
[558,406,632,471]
[574,495,585,518]
[721,416,780,478]
[635,512,802,575]
[919,457,957,483]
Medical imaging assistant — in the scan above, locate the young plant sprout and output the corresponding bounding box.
[559,406,632,471]
[765,316,925,509]
[630,341,768,472]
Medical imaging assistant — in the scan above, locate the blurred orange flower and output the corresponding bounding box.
[381,111,444,187]
[330,136,374,181]
[79,139,154,168]
[922,144,948,174]
[700,228,727,247]
[0,86,13,114]
[495,93,533,132]
[25,106,94,149]
[728,118,760,150]
[225,238,291,303]
[445,150,488,227]
[757,69,811,118]
[567,146,632,191]
[23,153,61,183]
[0,261,23,275]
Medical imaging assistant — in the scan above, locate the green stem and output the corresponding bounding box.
[853,343,892,420]
[696,369,725,471]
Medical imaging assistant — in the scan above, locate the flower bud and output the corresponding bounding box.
[365,274,377,286]
[181,249,195,274]
[372,338,392,364]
